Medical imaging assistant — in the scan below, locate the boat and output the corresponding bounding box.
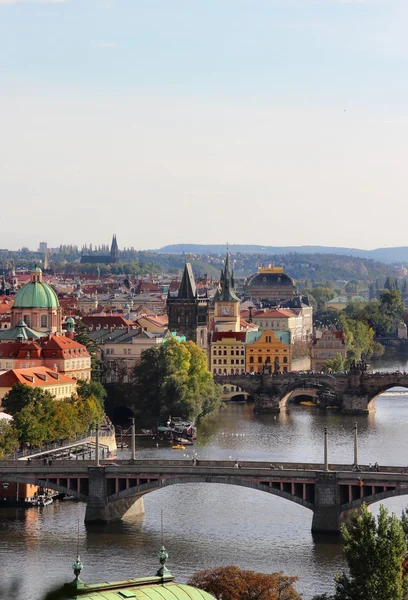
[300,401,317,407]
[33,494,53,507]
[171,445,185,450]
[62,495,77,501]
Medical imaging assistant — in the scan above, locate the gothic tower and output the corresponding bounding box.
[213,253,241,332]
[167,263,209,349]
[110,234,119,263]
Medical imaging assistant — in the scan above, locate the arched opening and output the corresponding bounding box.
[367,385,408,413]
[110,405,135,425]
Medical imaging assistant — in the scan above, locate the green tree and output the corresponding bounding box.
[76,379,107,409]
[0,422,19,458]
[133,337,221,422]
[2,383,48,416]
[322,353,347,373]
[334,504,407,600]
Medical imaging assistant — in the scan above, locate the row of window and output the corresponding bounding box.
[212,359,245,365]
[213,368,245,375]
[249,356,288,363]
[213,350,245,356]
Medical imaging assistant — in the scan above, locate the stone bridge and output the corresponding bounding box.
[2,459,408,533]
[214,372,408,413]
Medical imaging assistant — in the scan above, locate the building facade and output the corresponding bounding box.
[245,330,291,373]
[311,330,347,371]
[0,366,77,401]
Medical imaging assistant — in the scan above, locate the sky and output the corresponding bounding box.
[0,0,408,251]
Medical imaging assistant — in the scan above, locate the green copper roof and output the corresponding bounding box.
[63,578,216,600]
[13,281,59,309]
[0,320,47,340]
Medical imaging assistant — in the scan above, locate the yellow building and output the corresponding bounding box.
[210,331,247,376]
[246,330,292,374]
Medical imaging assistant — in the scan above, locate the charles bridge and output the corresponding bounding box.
[214,371,408,413]
[2,458,408,533]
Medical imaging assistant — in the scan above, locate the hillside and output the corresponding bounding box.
[153,244,408,265]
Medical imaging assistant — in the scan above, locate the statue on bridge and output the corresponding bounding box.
[350,358,369,376]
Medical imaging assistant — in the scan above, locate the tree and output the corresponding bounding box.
[322,353,347,373]
[76,379,107,409]
[188,566,300,600]
[2,383,49,416]
[133,337,221,422]
[0,422,19,458]
[333,504,407,600]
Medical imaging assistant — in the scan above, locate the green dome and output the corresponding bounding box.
[13,269,59,309]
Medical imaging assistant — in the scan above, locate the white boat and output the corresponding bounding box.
[33,494,53,507]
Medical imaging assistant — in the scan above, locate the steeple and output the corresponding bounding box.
[110,234,119,262]
[214,253,239,303]
[178,263,197,299]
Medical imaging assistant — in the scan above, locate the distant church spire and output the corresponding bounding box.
[110,234,119,262]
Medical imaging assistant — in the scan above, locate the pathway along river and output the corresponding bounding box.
[2,354,408,599]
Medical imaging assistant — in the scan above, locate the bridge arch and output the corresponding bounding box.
[106,475,314,512]
[0,474,87,501]
[367,385,408,412]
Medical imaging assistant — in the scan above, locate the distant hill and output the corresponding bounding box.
[152,244,408,264]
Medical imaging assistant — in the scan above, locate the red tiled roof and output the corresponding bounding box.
[0,341,42,360]
[0,367,76,388]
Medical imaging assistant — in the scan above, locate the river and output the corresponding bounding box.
[2,353,408,600]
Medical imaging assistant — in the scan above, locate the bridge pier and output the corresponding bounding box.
[85,467,145,523]
[311,472,342,534]
[341,393,375,414]
[253,394,281,413]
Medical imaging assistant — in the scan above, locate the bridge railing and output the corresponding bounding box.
[9,427,115,460]
[1,458,408,476]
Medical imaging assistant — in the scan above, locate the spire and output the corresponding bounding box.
[110,234,119,262]
[178,263,197,299]
[214,252,239,303]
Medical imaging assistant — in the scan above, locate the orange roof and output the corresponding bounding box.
[0,367,76,389]
[39,334,90,359]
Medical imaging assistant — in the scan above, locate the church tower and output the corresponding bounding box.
[213,253,241,332]
[110,234,119,263]
[167,263,209,349]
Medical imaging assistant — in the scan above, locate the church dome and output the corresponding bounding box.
[13,268,59,309]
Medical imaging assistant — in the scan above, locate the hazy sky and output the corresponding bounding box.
[1,0,407,251]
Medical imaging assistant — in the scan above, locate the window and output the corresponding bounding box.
[231,359,234,365]
[241,350,244,355]
[224,350,227,355]
[41,315,47,328]
[23,315,31,327]
[231,350,234,356]
[258,356,263,363]
[224,359,227,364]
[249,356,254,364]
[283,356,288,363]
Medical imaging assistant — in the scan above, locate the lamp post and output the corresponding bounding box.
[131,418,136,461]
[324,427,329,471]
[95,424,100,467]
[354,422,359,467]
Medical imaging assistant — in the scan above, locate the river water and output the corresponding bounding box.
[2,353,408,600]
